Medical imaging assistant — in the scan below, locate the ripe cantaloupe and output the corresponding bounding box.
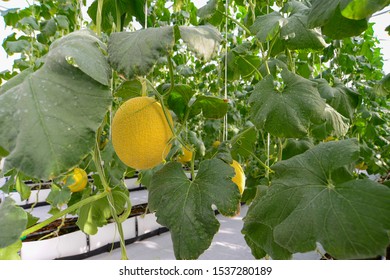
[112,96,173,170]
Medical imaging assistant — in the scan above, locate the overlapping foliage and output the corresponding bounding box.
[0,0,389,260]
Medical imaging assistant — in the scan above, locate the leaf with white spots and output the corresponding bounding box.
[0,31,112,180]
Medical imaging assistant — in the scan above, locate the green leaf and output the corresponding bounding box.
[249,70,326,138]
[314,78,359,120]
[15,176,31,201]
[228,45,262,80]
[51,30,111,86]
[149,160,241,259]
[46,184,72,209]
[189,96,229,119]
[250,12,287,43]
[55,15,70,30]
[307,0,346,28]
[76,196,108,235]
[40,19,57,38]
[0,145,9,157]
[374,73,390,97]
[311,104,350,139]
[26,212,39,228]
[0,68,34,95]
[341,0,390,20]
[114,79,143,101]
[231,126,257,159]
[215,141,233,164]
[2,8,23,27]
[243,139,390,259]
[166,84,195,121]
[108,27,175,79]
[0,31,112,180]
[308,0,370,38]
[3,37,30,55]
[76,187,129,235]
[0,197,27,248]
[197,0,224,26]
[281,13,326,50]
[178,25,222,61]
[101,142,128,187]
[187,131,206,158]
[322,7,368,39]
[243,186,293,260]
[282,138,314,160]
[19,17,39,30]
[88,0,147,32]
[259,58,288,78]
[0,240,22,260]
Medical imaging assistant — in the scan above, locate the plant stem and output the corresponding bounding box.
[190,149,196,180]
[238,54,263,79]
[278,138,284,162]
[166,54,175,96]
[96,0,103,36]
[21,191,109,238]
[258,43,271,76]
[216,10,252,35]
[242,147,273,174]
[114,0,121,32]
[93,141,129,260]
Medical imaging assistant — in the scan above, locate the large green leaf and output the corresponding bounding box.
[197,0,224,26]
[321,7,368,39]
[231,126,258,159]
[226,43,262,80]
[178,25,222,61]
[0,31,112,180]
[243,186,293,260]
[108,27,175,79]
[311,104,350,139]
[88,0,147,32]
[166,84,195,121]
[249,70,326,138]
[189,96,229,119]
[0,197,27,248]
[149,160,241,259]
[49,30,112,86]
[314,78,359,120]
[280,13,326,50]
[308,0,349,28]
[114,79,142,101]
[250,12,287,43]
[243,139,390,259]
[282,138,314,160]
[308,0,369,38]
[341,0,390,20]
[250,10,325,50]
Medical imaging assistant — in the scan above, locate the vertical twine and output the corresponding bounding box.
[144,0,148,29]
[223,0,229,142]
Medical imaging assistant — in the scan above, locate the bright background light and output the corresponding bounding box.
[0,0,389,73]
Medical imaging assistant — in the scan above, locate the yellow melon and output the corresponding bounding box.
[178,145,193,163]
[112,96,173,170]
[64,168,88,193]
[231,160,245,195]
